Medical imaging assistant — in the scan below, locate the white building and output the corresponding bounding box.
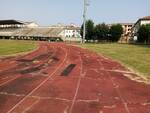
[133,16,150,36]
[64,27,81,38]
[50,23,82,42]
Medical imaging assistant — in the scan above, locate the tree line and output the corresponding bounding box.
[80,20,123,42]
[80,20,150,44]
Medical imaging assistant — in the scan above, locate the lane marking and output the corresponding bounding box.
[97,53,131,113]
[22,99,39,113]
[0,75,20,87]
[69,51,83,113]
[7,44,68,113]
[107,72,131,113]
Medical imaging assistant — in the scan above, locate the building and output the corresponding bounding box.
[64,26,81,38]
[0,20,63,41]
[50,23,82,42]
[120,23,134,43]
[108,23,134,43]
[0,20,25,38]
[121,23,134,36]
[0,20,25,28]
[132,16,150,39]
[0,20,81,42]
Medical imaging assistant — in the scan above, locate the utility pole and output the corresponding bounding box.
[82,0,89,43]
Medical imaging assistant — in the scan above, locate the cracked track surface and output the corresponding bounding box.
[0,42,150,113]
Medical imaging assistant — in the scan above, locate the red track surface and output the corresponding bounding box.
[0,42,150,113]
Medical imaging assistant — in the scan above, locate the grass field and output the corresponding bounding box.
[0,40,37,56]
[81,43,150,79]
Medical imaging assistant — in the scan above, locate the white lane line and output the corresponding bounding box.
[69,51,83,113]
[0,75,20,87]
[108,72,131,113]
[22,99,40,113]
[7,45,68,113]
[98,54,130,113]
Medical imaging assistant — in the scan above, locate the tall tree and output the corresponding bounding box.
[110,24,123,42]
[80,24,83,38]
[80,19,94,42]
[94,23,109,41]
[138,24,150,43]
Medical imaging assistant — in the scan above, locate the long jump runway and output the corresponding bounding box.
[0,42,150,113]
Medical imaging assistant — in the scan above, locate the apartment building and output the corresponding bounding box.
[132,16,150,36]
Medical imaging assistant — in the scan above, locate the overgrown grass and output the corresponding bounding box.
[0,40,37,56]
[81,43,150,79]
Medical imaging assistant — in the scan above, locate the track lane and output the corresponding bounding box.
[7,44,68,113]
[0,42,150,113]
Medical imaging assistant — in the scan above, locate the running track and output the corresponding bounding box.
[0,42,150,113]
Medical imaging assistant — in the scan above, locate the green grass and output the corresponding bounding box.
[0,40,37,56]
[81,43,150,79]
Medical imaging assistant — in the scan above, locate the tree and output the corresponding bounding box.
[80,24,83,38]
[110,24,123,42]
[80,19,94,42]
[94,23,109,42]
[138,24,150,43]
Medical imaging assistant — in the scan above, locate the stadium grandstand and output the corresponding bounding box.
[0,20,63,41]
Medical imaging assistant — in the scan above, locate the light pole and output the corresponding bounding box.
[83,0,86,43]
[82,0,89,43]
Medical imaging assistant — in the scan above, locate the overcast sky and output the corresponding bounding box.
[0,0,150,26]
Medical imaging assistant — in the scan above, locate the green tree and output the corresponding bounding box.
[110,24,123,42]
[94,23,109,42]
[138,24,150,43]
[80,24,83,38]
[80,19,94,42]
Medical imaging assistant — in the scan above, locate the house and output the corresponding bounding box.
[132,16,150,40]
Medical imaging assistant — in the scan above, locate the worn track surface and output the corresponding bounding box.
[0,42,150,113]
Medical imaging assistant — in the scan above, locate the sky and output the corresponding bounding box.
[0,0,150,26]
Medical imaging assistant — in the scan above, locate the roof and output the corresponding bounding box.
[108,23,134,26]
[0,20,24,25]
[140,16,150,20]
[65,26,80,30]
[12,27,63,37]
[119,23,134,26]
[134,16,150,27]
